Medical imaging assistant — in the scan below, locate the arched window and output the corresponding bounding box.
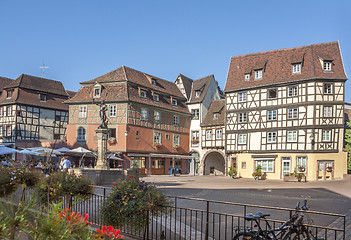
[77,127,86,141]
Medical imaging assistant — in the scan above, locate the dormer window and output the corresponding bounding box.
[213,113,219,120]
[153,93,159,102]
[151,79,157,86]
[172,98,177,106]
[245,74,250,81]
[93,83,102,98]
[255,69,263,80]
[292,63,301,74]
[39,93,47,101]
[195,91,200,98]
[6,90,13,99]
[323,61,332,71]
[140,90,147,99]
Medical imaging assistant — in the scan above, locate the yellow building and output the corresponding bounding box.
[224,41,348,181]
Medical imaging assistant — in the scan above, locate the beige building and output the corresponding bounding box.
[224,41,348,180]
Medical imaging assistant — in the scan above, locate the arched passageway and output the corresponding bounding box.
[203,151,225,175]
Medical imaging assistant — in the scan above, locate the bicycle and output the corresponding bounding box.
[233,200,324,240]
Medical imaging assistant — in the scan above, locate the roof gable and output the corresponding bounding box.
[225,41,347,92]
[189,74,214,103]
[201,99,225,127]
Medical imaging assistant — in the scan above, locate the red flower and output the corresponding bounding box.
[95,226,124,239]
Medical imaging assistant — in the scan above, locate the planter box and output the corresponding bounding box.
[284,175,306,182]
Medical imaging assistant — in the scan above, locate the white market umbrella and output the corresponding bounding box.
[0,146,18,155]
[18,149,40,156]
[107,153,124,161]
[69,147,96,167]
[55,147,71,153]
[27,147,61,156]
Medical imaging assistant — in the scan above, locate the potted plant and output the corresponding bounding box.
[297,165,305,173]
[192,139,199,145]
[153,143,162,150]
[252,165,262,180]
[228,166,237,179]
[174,144,181,151]
[326,166,333,172]
[107,137,117,145]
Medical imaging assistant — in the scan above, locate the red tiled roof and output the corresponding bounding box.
[188,75,214,104]
[201,99,225,127]
[81,66,185,99]
[176,74,193,100]
[0,76,14,92]
[225,41,347,92]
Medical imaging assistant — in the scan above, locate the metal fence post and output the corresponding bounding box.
[205,200,209,240]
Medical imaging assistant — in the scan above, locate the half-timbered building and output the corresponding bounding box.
[175,74,222,175]
[65,66,191,175]
[225,41,348,181]
[0,74,71,148]
[201,99,226,175]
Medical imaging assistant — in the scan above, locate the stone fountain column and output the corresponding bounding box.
[94,127,110,170]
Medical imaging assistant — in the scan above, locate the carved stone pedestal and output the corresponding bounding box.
[95,127,110,170]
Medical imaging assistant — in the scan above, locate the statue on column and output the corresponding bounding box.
[95,100,108,128]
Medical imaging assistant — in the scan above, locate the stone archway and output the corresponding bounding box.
[202,150,225,175]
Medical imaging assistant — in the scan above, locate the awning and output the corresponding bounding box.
[0,146,18,155]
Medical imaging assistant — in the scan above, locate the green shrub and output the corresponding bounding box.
[102,177,170,231]
[0,167,18,198]
[228,166,237,178]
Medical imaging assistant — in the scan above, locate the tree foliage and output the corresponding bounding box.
[345,121,351,170]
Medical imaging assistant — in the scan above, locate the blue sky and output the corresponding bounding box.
[1,0,350,102]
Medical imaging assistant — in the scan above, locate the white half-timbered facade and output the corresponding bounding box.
[224,41,348,180]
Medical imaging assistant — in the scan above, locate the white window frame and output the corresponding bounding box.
[195,91,200,98]
[255,69,263,80]
[191,109,199,120]
[153,94,159,102]
[215,129,222,139]
[173,115,179,126]
[255,159,274,172]
[7,106,12,117]
[93,87,101,98]
[172,98,178,106]
[238,134,247,144]
[154,111,161,122]
[213,113,219,120]
[322,130,331,142]
[141,108,148,120]
[268,110,277,121]
[77,127,86,141]
[292,63,301,74]
[206,130,212,140]
[238,92,247,102]
[6,126,11,137]
[323,61,332,71]
[151,79,157,86]
[288,108,298,119]
[79,105,87,118]
[109,105,116,117]
[267,132,277,143]
[238,112,247,123]
[173,134,180,146]
[323,106,333,117]
[296,156,307,173]
[288,86,298,97]
[191,131,200,146]
[153,131,162,144]
[245,74,250,81]
[287,130,297,142]
[0,107,3,117]
[140,90,147,99]
[0,126,2,137]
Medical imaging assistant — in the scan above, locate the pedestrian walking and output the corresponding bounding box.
[60,157,72,171]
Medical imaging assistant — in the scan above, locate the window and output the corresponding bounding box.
[323,106,333,117]
[109,128,116,138]
[154,111,161,122]
[172,98,177,106]
[287,130,297,142]
[216,129,222,139]
[296,156,307,173]
[6,126,11,137]
[191,109,199,120]
[153,94,159,102]
[141,108,148,120]
[6,90,13,99]
[268,89,277,99]
[238,134,247,144]
[288,86,298,97]
[213,113,219,120]
[7,106,12,116]
[195,91,200,98]
[323,61,332,71]
[288,108,298,119]
[206,130,212,140]
[0,107,3,117]
[255,69,263,80]
[323,83,333,94]
[140,90,147,98]
[255,160,274,172]
[173,115,179,126]
[39,94,46,101]
[292,63,301,74]
[165,134,170,140]
[77,127,86,141]
[151,79,157,86]
[154,132,162,144]
[109,105,116,117]
[238,92,247,102]
[192,131,200,146]
[0,126,2,137]
[267,132,277,143]
[245,74,250,81]
[242,162,246,169]
[54,134,60,140]
[94,88,100,98]
[238,113,247,123]
[322,130,331,141]
[79,106,87,118]
[173,134,180,146]
[268,110,277,121]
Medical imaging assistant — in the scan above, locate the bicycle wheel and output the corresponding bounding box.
[233,232,259,240]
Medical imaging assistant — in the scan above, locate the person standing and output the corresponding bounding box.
[60,157,72,171]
